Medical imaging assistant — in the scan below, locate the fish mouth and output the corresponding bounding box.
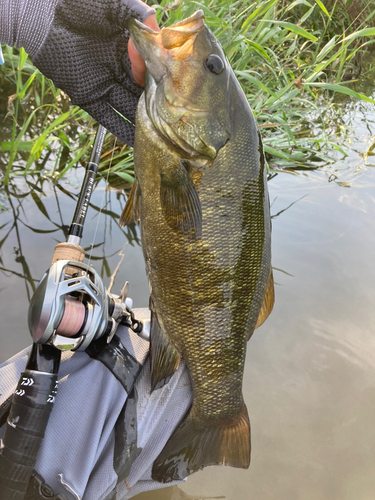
[128,10,205,63]
[132,11,230,160]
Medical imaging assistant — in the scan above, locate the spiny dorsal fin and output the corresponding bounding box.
[119,180,140,227]
[253,270,274,333]
[150,309,181,392]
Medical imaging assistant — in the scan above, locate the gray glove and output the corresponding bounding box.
[1,0,155,146]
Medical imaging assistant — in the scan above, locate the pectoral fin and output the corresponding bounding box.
[160,162,202,239]
[119,180,141,227]
[253,270,274,334]
[150,309,181,392]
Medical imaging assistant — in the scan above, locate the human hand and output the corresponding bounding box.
[32,0,156,147]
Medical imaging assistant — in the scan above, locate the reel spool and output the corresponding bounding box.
[28,259,142,352]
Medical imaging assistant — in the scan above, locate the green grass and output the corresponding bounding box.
[0,0,374,186]
[0,44,135,190]
[154,0,375,169]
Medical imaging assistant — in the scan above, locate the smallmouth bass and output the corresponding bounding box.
[120,10,274,483]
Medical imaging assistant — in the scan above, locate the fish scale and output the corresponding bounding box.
[120,10,273,483]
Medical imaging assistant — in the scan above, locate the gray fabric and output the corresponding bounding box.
[0,308,192,500]
[0,0,155,146]
[0,0,60,55]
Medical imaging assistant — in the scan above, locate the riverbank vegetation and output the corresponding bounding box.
[1,0,375,191]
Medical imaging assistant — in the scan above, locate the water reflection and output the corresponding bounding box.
[0,170,149,362]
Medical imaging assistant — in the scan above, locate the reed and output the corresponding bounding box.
[0,0,374,184]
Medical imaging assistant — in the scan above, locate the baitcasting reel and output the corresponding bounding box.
[28,258,150,351]
[26,124,150,353]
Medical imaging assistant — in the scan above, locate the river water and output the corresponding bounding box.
[1,70,375,499]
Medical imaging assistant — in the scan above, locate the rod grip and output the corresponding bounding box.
[51,242,85,276]
[0,370,58,499]
[51,242,85,264]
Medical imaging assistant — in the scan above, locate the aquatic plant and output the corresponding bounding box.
[154,0,375,169]
[0,0,374,182]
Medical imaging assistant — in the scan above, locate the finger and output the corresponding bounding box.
[82,85,140,146]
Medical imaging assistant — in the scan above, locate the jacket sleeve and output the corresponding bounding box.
[0,0,154,56]
[0,0,60,55]
[0,309,192,500]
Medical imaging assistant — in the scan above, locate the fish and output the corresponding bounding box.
[120,10,274,483]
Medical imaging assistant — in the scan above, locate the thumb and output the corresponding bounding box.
[128,13,160,87]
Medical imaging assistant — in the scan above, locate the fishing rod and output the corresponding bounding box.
[0,125,149,499]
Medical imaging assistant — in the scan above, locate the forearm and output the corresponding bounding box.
[0,0,155,56]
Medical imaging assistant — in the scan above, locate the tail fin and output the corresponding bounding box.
[152,404,250,483]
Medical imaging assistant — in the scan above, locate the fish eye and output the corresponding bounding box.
[204,54,224,75]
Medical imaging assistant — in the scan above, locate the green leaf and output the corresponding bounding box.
[243,39,271,61]
[235,71,276,96]
[59,130,71,149]
[57,137,95,179]
[266,21,318,41]
[18,70,37,100]
[263,145,294,160]
[1,141,33,151]
[115,172,134,183]
[313,0,330,17]
[330,143,348,156]
[304,82,375,104]
[242,0,279,30]
[316,36,337,61]
[301,5,316,24]
[286,0,313,11]
[264,82,295,107]
[17,47,28,70]
[343,28,375,43]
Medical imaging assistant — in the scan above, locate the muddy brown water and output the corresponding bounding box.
[1,80,375,499]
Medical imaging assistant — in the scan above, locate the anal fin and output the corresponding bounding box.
[150,310,181,392]
[253,269,275,335]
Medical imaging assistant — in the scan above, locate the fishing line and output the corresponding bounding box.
[107,242,127,293]
[87,135,117,268]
